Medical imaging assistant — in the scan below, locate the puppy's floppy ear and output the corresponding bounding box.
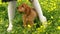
[20,4,23,7]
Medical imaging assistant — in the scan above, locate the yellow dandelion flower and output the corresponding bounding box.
[28,25,31,28]
[17,0,21,2]
[26,0,28,2]
[41,2,44,4]
[37,28,43,32]
[41,25,43,28]
[53,3,56,6]
[0,2,2,5]
[0,19,2,23]
[48,11,50,12]
[51,8,54,11]
[57,26,60,30]
[5,24,8,27]
[51,16,53,19]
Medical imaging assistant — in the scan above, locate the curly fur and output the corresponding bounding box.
[17,3,37,27]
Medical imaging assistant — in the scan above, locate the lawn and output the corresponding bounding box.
[0,0,60,34]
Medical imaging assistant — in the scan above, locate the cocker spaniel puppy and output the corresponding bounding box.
[17,3,37,27]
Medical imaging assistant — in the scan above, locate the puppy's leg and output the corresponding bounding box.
[28,17,34,27]
[29,21,34,27]
[7,1,17,32]
[23,15,27,28]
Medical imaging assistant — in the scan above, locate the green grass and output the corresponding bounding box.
[0,0,60,34]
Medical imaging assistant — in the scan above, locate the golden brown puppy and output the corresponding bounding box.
[17,3,37,27]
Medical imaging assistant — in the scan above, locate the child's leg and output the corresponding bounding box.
[29,0,47,27]
[7,1,17,32]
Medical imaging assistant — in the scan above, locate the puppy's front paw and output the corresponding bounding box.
[23,25,27,28]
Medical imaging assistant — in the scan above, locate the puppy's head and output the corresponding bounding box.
[17,3,27,13]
